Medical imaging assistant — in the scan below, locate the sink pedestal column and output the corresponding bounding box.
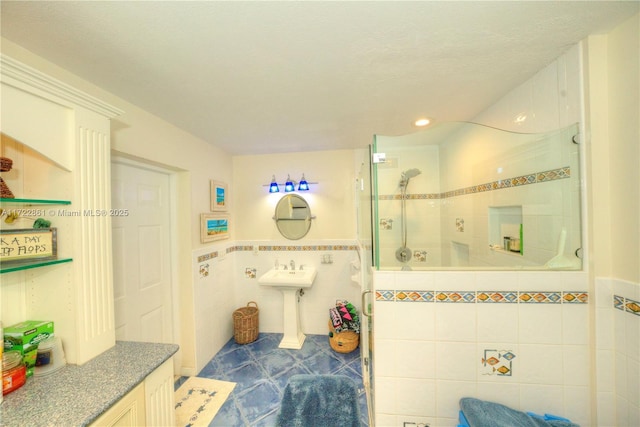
[279,288,305,349]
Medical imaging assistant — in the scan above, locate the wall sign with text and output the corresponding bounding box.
[0,228,58,262]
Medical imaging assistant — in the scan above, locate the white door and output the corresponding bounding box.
[111,161,173,343]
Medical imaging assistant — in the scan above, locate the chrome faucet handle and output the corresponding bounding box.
[290,260,295,270]
[299,264,305,270]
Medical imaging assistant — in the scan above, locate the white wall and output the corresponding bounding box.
[232,150,357,240]
[587,13,640,427]
[0,38,235,375]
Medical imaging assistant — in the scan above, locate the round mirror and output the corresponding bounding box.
[274,194,313,240]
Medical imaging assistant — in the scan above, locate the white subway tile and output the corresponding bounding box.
[477,304,519,343]
[435,303,477,342]
[562,304,589,345]
[436,342,478,381]
[435,380,477,419]
[395,339,436,379]
[518,304,563,344]
[520,384,564,417]
[396,378,436,417]
[562,385,590,426]
[518,344,564,385]
[562,345,590,386]
[597,391,616,427]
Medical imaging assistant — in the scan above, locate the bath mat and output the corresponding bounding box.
[276,374,361,427]
[175,377,236,427]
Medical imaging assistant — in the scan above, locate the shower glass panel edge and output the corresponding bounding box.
[372,121,583,271]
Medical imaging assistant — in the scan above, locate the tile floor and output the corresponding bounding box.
[179,332,369,427]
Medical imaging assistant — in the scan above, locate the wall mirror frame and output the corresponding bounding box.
[273,194,315,240]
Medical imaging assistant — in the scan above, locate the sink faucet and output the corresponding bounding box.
[290,260,295,270]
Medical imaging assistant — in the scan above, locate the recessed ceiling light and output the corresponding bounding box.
[414,118,431,127]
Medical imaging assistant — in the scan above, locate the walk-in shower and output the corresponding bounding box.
[395,168,421,268]
[371,122,583,270]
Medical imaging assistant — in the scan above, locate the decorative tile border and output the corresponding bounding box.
[614,294,640,317]
[378,166,570,200]
[227,244,358,252]
[197,251,218,263]
[477,291,518,303]
[376,290,588,304]
[395,290,434,302]
[435,291,476,303]
[519,291,562,304]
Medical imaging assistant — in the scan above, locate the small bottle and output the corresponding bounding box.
[503,236,511,250]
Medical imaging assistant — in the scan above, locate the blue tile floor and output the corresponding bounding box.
[178,332,369,427]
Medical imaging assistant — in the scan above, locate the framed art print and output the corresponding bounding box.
[211,180,228,212]
[201,214,229,242]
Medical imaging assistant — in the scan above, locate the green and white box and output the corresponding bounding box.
[4,320,54,377]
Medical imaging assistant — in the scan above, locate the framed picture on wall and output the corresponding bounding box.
[210,180,228,212]
[201,214,229,242]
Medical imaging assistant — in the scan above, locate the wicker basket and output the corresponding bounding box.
[233,301,259,344]
[328,320,359,354]
[0,177,14,199]
[0,157,13,172]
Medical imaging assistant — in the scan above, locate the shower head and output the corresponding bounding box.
[400,168,422,186]
[402,169,422,179]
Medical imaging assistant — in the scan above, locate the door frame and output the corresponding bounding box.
[110,155,180,349]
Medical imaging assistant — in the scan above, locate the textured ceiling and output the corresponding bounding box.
[1,1,638,155]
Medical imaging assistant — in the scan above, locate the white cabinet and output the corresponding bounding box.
[90,357,175,427]
[89,382,146,427]
[144,358,175,426]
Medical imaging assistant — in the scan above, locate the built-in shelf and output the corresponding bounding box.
[1,198,73,274]
[488,205,523,251]
[0,257,73,274]
[0,197,72,206]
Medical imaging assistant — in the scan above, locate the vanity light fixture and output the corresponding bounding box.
[269,175,280,193]
[265,174,315,192]
[298,174,309,191]
[284,175,295,192]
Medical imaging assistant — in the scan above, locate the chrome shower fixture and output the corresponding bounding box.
[396,168,422,264]
[400,168,422,187]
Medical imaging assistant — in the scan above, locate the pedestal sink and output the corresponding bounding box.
[258,266,317,349]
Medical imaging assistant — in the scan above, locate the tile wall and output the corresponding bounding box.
[595,277,640,426]
[191,240,362,374]
[373,270,590,427]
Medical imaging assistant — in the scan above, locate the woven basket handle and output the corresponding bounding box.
[247,301,258,308]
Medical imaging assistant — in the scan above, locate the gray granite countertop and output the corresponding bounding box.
[2,341,179,427]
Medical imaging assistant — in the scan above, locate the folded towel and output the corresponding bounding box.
[329,307,343,329]
[276,375,361,427]
[460,398,579,427]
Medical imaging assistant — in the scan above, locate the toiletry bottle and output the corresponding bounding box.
[503,236,511,250]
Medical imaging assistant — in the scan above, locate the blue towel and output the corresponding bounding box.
[460,398,580,427]
[276,374,361,427]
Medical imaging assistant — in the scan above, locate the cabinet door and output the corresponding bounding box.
[145,358,175,427]
[90,382,146,427]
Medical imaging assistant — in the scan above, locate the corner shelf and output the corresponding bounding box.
[1,197,73,274]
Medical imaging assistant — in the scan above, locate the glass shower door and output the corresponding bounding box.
[356,148,375,425]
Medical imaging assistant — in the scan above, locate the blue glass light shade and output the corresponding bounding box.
[284,175,295,192]
[298,174,309,191]
[269,175,280,193]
